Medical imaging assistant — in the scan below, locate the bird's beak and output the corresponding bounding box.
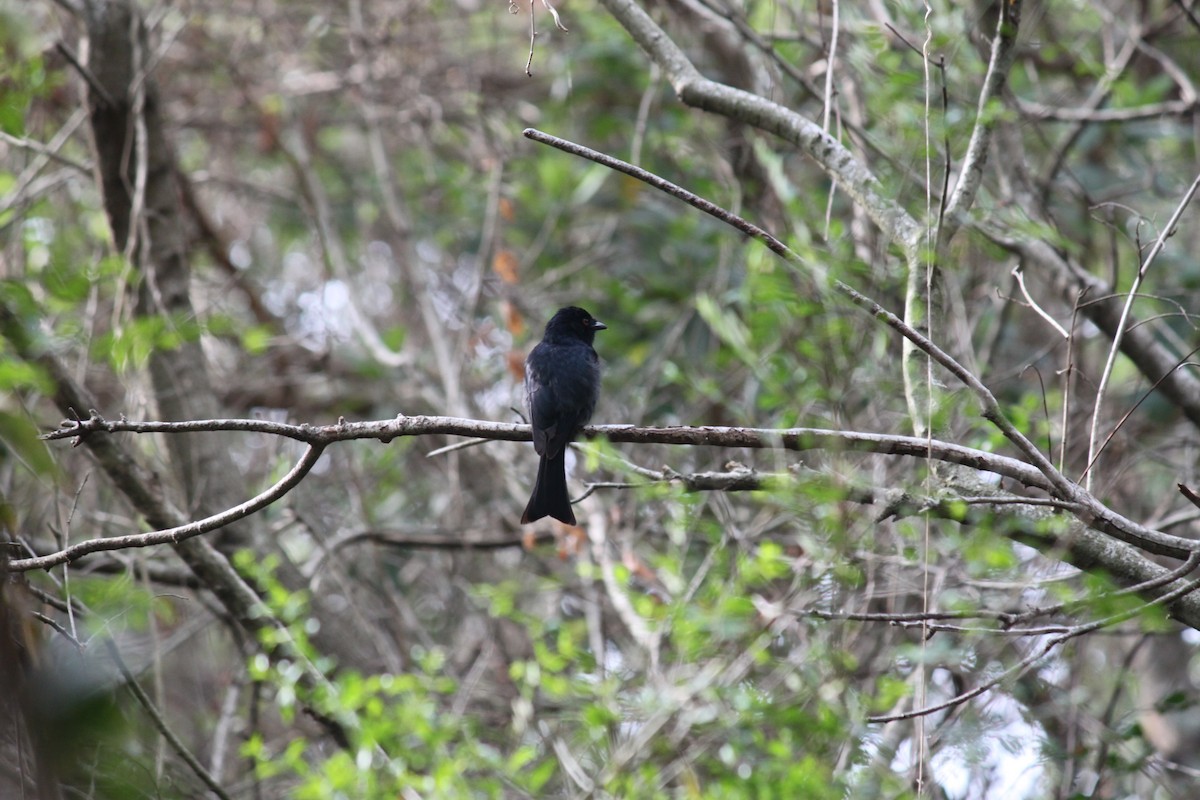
[591,320,607,331]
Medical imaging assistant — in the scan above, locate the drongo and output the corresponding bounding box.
[521,306,606,525]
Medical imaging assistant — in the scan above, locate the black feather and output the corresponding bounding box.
[521,306,606,525]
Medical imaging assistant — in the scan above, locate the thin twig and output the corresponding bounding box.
[56,41,115,106]
[104,639,234,800]
[1012,265,1070,338]
[425,437,488,457]
[523,128,804,265]
[869,569,1200,723]
[0,126,91,174]
[525,0,536,76]
[123,10,150,267]
[821,0,839,132]
[1059,289,1086,470]
[1085,172,1200,489]
[540,0,568,31]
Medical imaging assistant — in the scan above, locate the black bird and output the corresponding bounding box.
[521,306,606,525]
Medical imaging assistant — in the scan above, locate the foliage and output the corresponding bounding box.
[2,0,1200,798]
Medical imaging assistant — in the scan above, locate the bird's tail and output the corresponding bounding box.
[521,450,575,525]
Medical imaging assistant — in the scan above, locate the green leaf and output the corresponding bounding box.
[0,411,55,476]
[527,757,558,793]
[241,324,274,355]
[695,293,756,366]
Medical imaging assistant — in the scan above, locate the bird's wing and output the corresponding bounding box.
[525,351,557,457]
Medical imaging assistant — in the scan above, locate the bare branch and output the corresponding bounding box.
[941,0,1022,239]
[1016,96,1195,122]
[39,409,1056,491]
[34,407,1200,570]
[869,563,1200,724]
[10,444,325,572]
[594,0,924,255]
[1085,171,1200,488]
[1012,265,1070,339]
[523,129,802,266]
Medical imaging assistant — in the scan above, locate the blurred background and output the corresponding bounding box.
[2,0,1200,796]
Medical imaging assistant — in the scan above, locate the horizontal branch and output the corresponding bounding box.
[1016,96,1196,122]
[29,407,1200,588]
[45,409,1055,490]
[27,410,1200,627]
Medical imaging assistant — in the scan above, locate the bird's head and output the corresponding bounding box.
[544,306,607,343]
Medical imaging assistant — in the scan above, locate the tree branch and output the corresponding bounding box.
[9,443,325,573]
[0,302,351,746]
[521,128,1199,558]
[941,0,1022,240]
[980,224,1200,430]
[1016,96,1196,122]
[869,559,1200,724]
[32,408,1199,568]
[524,128,797,263]
[594,0,924,255]
[41,409,1055,490]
